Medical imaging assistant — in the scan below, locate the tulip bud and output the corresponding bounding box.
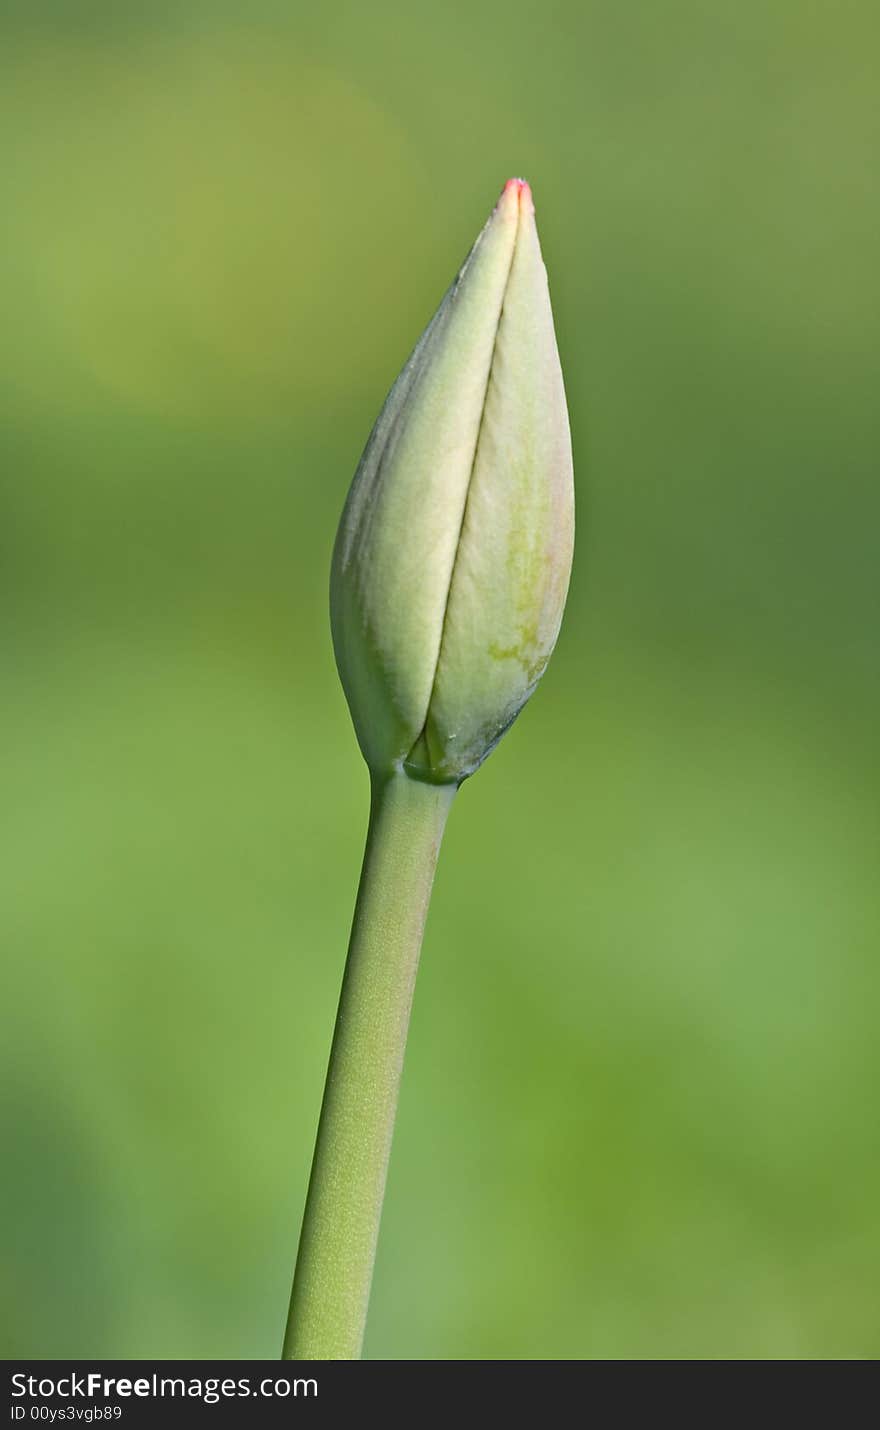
[330,178,574,784]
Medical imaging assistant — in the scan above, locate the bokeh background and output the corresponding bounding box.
[3,0,879,1360]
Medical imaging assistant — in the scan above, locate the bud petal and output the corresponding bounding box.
[331,179,574,783]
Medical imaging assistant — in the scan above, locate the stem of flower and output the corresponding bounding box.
[282,767,456,1359]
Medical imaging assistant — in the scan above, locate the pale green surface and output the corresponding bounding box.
[284,772,454,1359]
[423,182,574,780]
[331,182,519,774]
[332,179,573,782]
[2,0,879,1360]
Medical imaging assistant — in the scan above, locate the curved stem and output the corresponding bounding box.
[282,768,456,1359]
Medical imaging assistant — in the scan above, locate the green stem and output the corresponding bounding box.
[282,767,456,1359]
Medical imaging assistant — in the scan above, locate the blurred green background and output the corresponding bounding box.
[2,0,878,1360]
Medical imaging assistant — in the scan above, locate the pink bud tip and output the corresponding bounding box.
[502,176,534,212]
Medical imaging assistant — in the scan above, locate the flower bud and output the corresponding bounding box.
[330,178,574,784]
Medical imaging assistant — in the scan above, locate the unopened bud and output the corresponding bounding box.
[331,178,575,783]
